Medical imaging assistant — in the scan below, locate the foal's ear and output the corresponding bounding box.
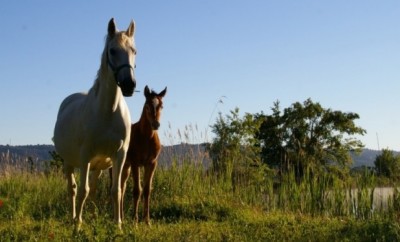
[108,18,117,37]
[126,20,135,37]
[158,87,167,98]
[144,85,151,98]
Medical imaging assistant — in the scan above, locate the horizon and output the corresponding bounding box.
[0,1,399,150]
[0,143,397,153]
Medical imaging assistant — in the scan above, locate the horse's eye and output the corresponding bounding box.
[109,48,116,56]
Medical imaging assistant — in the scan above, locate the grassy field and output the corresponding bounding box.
[1,155,400,241]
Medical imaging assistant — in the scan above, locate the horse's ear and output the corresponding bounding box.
[126,20,135,37]
[159,87,167,98]
[108,18,117,37]
[144,85,150,98]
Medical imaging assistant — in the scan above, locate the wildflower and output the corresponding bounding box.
[0,199,3,208]
[48,232,55,240]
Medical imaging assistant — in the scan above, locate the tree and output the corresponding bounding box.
[374,148,400,180]
[254,101,286,171]
[256,98,366,179]
[46,150,64,173]
[207,108,263,177]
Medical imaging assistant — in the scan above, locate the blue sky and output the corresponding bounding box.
[0,1,399,150]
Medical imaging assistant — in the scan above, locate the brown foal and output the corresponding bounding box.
[120,85,167,225]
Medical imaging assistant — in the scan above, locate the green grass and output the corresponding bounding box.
[1,159,400,241]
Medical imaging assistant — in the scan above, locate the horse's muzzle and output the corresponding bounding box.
[152,121,160,130]
[119,78,136,97]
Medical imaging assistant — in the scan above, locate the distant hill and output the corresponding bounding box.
[0,144,397,170]
[158,143,210,168]
[0,145,54,161]
[350,149,380,168]
[0,144,209,170]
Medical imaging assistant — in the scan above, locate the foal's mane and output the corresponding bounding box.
[145,89,163,105]
[148,89,159,97]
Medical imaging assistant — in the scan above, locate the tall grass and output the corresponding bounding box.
[1,131,400,240]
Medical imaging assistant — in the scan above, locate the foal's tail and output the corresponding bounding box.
[108,167,113,191]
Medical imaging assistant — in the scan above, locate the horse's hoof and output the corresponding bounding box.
[115,224,124,235]
[113,220,122,230]
[73,222,82,234]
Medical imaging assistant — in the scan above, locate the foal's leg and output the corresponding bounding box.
[131,165,142,225]
[88,169,103,217]
[65,165,77,220]
[76,162,91,229]
[120,163,131,220]
[89,170,103,200]
[143,162,157,225]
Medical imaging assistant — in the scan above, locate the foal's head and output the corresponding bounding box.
[143,85,167,130]
[105,18,137,96]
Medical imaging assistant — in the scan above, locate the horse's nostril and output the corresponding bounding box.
[153,121,160,130]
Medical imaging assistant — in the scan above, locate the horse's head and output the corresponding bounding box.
[106,18,137,97]
[144,85,167,130]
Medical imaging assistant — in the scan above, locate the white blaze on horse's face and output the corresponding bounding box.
[144,85,167,130]
[106,18,137,97]
[145,97,162,130]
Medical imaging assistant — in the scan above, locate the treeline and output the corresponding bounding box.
[207,98,400,184]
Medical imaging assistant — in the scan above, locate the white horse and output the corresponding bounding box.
[53,18,136,230]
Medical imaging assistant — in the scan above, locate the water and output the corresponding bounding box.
[349,187,398,211]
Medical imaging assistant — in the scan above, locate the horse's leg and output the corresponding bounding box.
[76,162,91,230]
[89,169,103,217]
[120,162,131,220]
[111,151,127,229]
[89,170,103,200]
[65,165,77,220]
[131,164,141,225]
[143,162,157,225]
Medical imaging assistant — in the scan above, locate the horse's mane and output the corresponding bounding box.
[89,31,132,96]
[90,36,110,96]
